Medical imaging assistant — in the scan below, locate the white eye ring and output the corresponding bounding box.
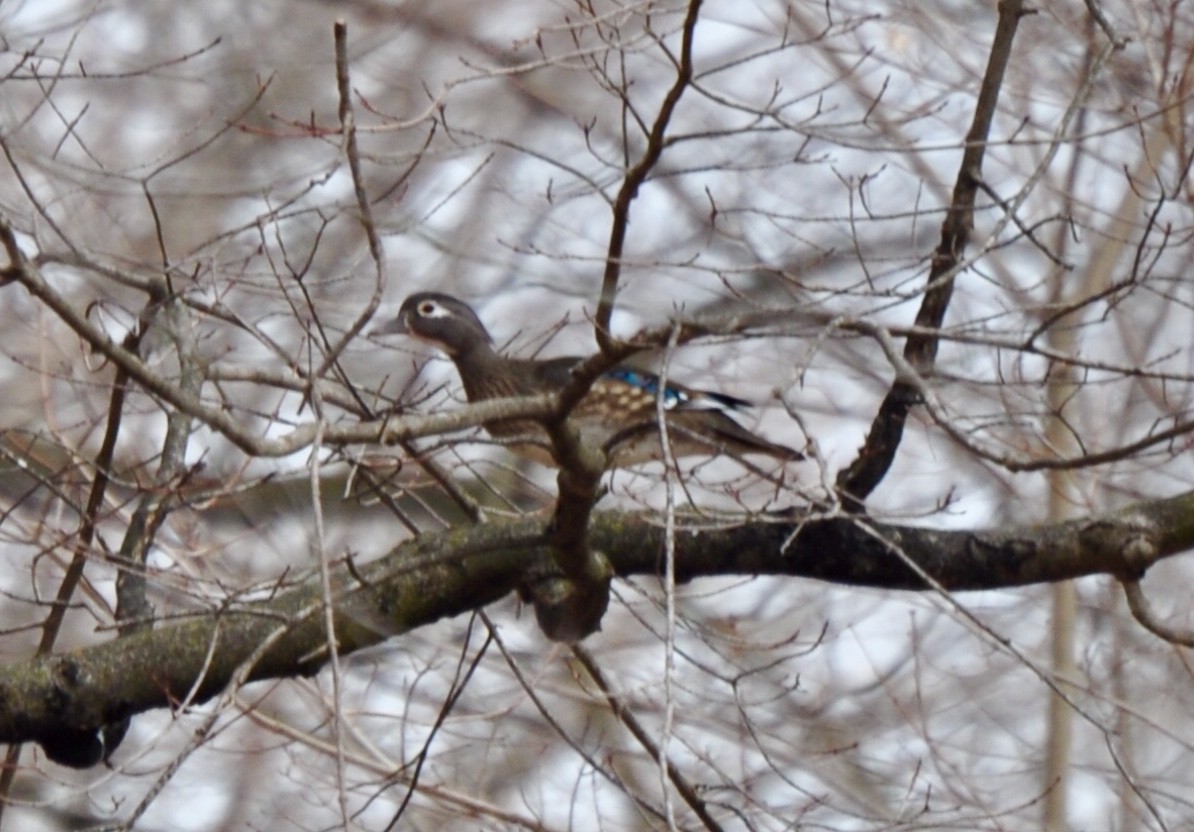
[418,301,450,318]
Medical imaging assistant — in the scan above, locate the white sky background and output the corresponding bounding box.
[1,0,1193,829]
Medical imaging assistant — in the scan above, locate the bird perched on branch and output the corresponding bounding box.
[373,292,801,469]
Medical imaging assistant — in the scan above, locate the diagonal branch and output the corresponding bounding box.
[836,0,1028,509]
[594,0,704,355]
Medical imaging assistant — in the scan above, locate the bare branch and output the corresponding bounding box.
[837,0,1029,506]
[1122,577,1194,648]
[4,488,1190,762]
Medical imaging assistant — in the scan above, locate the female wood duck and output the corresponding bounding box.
[373,292,801,468]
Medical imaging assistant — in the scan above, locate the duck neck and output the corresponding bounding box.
[452,342,504,402]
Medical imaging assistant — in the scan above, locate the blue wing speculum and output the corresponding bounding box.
[602,367,751,412]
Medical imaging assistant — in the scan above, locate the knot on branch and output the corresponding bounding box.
[38,655,130,768]
[1079,514,1158,579]
[1120,530,1158,579]
[522,555,613,643]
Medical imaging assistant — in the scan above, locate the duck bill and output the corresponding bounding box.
[370,313,409,336]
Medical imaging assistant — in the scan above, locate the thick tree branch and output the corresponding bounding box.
[4,488,1192,764]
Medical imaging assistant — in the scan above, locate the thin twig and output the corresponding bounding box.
[1121,578,1194,647]
[571,645,726,832]
[595,0,705,354]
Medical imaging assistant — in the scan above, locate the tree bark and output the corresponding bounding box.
[2,489,1190,758]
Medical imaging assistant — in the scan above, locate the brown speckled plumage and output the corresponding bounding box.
[374,293,802,468]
